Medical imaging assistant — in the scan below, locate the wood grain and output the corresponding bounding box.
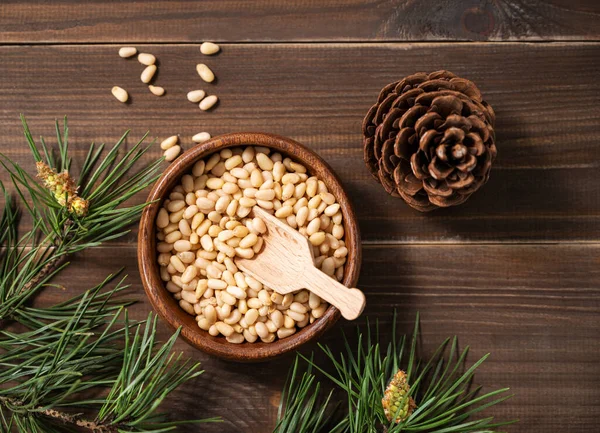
[1,1,600,43]
[0,43,599,243]
[38,243,600,432]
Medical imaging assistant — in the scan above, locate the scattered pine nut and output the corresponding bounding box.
[118,47,137,58]
[164,145,181,162]
[192,132,211,143]
[196,64,215,83]
[200,42,220,55]
[111,86,129,103]
[199,95,218,111]
[160,135,179,150]
[187,90,206,103]
[148,85,165,96]
[141,65,157,83]
[138,53,156,66]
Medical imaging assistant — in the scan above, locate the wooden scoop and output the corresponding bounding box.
[235,207,366,320]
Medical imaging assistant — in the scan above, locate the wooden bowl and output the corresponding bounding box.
[138,133,362,362]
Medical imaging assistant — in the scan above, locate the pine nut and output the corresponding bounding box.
[282,173,300,184]
[179,300,194,315]
[287,310,305,322]
[245,308,259,326]
[275,205,293,218]
[157,208,169,228]
[247,298,262,309]
[261,333,276,343]
[174,239,191,252]
[226,333,244,343]
[281,293,294,308]
[321,192,336,205]
[181,289,198,304]
[224,309,241,325]
[321,257,336,276]
[235,247,254,259]
[266,320,278,333]
[309,231,326,246]
[309,292,321,309]
[164,145,181,162]
[200,42,220,55]
[170,255,186,273]
[231,167,250,179]
[334,246,348,258]
[215,322,234,337]
[277,327,296,339]
[188,90,206,103]
[111,86,129,103]
[196,64,215,83]
[256,153,274,171]
[191,132,211,144]
[243,329,257,342]
[332,224,344,239]
[325,203,340,217]
[119,47,137,58]
[227,285,246,299]
[271,292,284,305]
[282,183,295,200]
[149,85,165,96]
[239,233,258,249]
[307,218,321,236]
[138,53,156,65]
[312,304,327,318]
[252,189,272,201]
[141,65,157,83]
[255,322,269,339]
[284,315,295,329]
[224,155,242,170]
[290,302,307,314]
[308,195,321,209]
[199,95,218,111]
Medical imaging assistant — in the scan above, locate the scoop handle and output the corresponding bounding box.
[303,266,365,320]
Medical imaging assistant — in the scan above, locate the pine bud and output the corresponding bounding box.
[36,161,89,216]
[382,369,416,423]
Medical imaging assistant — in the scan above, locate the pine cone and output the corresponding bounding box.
[382,369,416,423]
[362,71,497,211]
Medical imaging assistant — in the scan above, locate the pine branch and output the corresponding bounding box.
[0,397,118,433]
[276,313,517,433]
[0,116,220,432]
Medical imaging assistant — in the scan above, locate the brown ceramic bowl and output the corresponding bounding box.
[138,133,361,362]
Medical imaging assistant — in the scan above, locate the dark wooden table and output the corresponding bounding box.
[1,1,599,432]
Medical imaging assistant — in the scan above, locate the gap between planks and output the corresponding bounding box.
[1,41,600,47]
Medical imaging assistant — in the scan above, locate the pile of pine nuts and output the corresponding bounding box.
[155,146,348,343]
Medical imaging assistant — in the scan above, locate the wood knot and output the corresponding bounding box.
[461,7,495,37]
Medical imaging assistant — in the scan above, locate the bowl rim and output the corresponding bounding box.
[138,132,362,362]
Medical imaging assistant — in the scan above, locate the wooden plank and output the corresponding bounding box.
[0,43,599,243]
[1,1,600,43]
[31,243,600,432]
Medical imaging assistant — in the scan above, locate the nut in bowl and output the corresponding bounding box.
[138,133,361,361]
